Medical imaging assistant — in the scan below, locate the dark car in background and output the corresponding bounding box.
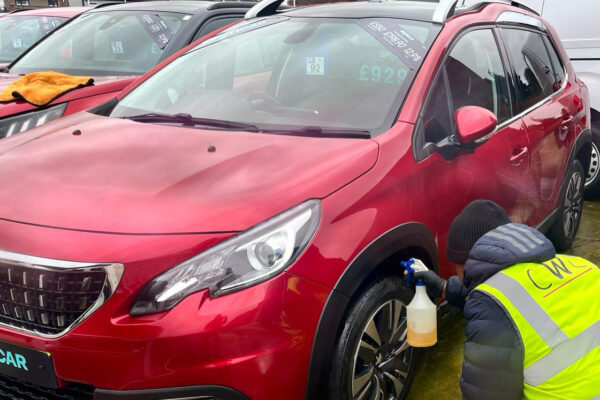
[0,1,254,139]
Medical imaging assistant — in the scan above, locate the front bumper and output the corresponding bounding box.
[0,220,330,400]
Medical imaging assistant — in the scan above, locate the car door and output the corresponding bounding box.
[499,28,577,226]
[415,28,533,260]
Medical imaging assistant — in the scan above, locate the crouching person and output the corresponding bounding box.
[414,200,600,400]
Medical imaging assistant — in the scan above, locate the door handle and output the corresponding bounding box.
[561,115,574,126]
[510,146,529,166]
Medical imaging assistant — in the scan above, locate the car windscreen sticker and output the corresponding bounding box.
[358,19,428,70]
[306,56,325,75]
[110,40,125,54]
[39,17,60,35]
[108,28,126,55]
[12,38,22,49]
[136,14,174,50]
[193,16,289,51]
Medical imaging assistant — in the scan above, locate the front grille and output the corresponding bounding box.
[0,251,124,337]
[0,374,93,400]
[0,263,106,335]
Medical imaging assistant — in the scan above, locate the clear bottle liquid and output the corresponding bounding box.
[406,280,437,347]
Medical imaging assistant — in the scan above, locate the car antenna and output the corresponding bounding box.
[245,0,285,19]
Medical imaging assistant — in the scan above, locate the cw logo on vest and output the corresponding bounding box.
[526,256,596,295]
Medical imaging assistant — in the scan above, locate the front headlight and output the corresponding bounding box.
[0,103,67,139]
[130,200,321,316]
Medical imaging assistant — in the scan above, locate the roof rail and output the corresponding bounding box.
[433,0,540,23]
[245,0,285,19]
[432,0,458,23]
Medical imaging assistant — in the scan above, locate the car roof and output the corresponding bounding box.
[11,7,88,18]
[87,1,255,15]
[282,0,539,24]
[283,1,438,21]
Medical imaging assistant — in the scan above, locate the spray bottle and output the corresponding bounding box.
[401,258,437,347]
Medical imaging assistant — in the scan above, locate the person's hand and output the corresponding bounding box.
[411,270,447,299]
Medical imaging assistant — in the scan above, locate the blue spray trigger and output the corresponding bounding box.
[401,259,416,286]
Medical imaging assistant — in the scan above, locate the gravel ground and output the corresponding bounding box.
[405,201,600,400]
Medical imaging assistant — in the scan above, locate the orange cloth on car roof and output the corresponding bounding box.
[0,71,94,107]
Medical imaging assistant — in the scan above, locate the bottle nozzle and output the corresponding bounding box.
[401,259,416,286]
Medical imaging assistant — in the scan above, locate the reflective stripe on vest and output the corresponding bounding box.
[475,255,600,399]
[483,273,568,348]
[524,320,600,386]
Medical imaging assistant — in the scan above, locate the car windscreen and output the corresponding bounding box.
[110,17,439,136]
[9,11,188,76]
[0,15,67,63]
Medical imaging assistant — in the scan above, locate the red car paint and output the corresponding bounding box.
[8,8,88,19]
[0,3,591,400]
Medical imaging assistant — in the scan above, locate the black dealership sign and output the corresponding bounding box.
[0,339,57,388]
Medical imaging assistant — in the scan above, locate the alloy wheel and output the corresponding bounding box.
[585,142,599,188]
[563,168,584,239]
[351,300,413,400]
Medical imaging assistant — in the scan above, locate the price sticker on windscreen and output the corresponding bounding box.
[136,14,174,50]
[306,56,325,75]
[359,19,428,70]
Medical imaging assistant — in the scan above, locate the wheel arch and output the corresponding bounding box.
[304,222,438,399]
[575,128,593,177]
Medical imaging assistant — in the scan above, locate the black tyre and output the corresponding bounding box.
[548,159,585,251]
[328,277,416,400]
[584,137,600,199]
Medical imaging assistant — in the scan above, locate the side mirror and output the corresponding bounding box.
[454,106,497,145]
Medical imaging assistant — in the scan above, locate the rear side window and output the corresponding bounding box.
[543,35,566,89]
[501,29,556,111]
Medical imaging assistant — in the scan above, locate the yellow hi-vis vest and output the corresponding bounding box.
[475,254,600,400]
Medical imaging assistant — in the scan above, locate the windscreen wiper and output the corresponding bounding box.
[262,126,371,139]
[124,112,261,132]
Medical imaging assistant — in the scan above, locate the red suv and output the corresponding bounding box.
[0,1,591,399]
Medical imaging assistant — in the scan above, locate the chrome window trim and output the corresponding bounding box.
[476,71,569,144]
[0,250,124,339]
[496,11,547,31]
